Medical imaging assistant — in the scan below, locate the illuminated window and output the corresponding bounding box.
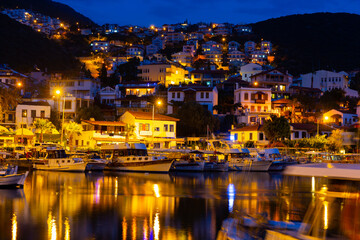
[22,110,27,117]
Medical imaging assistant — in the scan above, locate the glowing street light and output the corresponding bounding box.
[151,100,162,147]
[55,89,65,146]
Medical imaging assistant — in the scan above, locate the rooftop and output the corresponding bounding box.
[126,111,179,121]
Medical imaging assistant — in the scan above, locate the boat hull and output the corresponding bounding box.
[171,161,205,172]
[85,162,106,171]
[0,171,29,187]
[106,159,174,172]
[33,163,87,172]
[230,161,272,172]
[204,162,229,172]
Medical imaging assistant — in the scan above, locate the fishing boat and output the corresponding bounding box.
[228,148,272,171]
[0,166,29,188]
[217,211,301,240]
[33,149,87,172]
[259,148,297,171]
[171,153,206,172]
[203,153,229,172]
[84,153,107,171]
[101,143,174,172]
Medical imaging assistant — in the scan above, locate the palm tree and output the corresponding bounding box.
[63,121,82,150]
[33,119,55,143]
[0,86,21,122]
[124,124,136,142]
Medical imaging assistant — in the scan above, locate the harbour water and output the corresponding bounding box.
[0,170,358,239]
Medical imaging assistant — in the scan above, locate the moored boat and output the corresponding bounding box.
[33,149,87,172]
[228,148,272,172]
[259,148,297,171]
[101,143,174,172]
[0,166,29,188]
[85,154,107,171]
[170,151,206,172]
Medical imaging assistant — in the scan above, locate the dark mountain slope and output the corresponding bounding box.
[252,13,360,75]
[0,13,81,74]
[0,0,95,26]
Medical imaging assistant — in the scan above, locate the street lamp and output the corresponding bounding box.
[151,100,162,147]
[317,115,327,136]
[56,89,65,146]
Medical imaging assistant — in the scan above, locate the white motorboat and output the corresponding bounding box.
[101,143,174,172]
[228,148,272,172]
[33,149,87,172]
[171,151,206,172]
[259,148,297,171]
[0,166,29,188]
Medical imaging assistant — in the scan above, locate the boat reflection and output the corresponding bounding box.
[2,170,360,239]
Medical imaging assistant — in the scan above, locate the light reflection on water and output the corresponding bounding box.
[0,171,359,239]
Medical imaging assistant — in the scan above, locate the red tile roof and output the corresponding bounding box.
[82,120,126,126]
[126,111,179,121]
[229,124,264,132]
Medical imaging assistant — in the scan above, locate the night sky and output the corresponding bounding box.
[57,0,360,26]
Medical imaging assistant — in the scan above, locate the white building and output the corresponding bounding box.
[205,50,223,63]
[172,52,193,67]
[228,51,246,64]
[323,109,358,127]
[202,41,223,53]
[146,44,159,56]
[234,87,274,125]
[240,63,264,82]
[261,41,272,54]
[167,85,218,114]
[99,86,116,106]
[126,46,144,59]
[90,41,109,53]
[15,102,51,128]
[250,51,267,65]
[300,70,357,96]
[244,41,256,55]
[228,41,240,51]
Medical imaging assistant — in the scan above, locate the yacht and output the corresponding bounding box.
[101,143,174,172]
[259,148,297,171]
[171,151,206,172]
[228,148,272,172]
[33,148,87,172]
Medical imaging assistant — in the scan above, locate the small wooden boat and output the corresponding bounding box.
[101,143,174,173]
[0,166,28,188]
[33,149,87,172]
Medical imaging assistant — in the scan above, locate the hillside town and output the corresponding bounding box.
[2,1,360,240]
[0,8,359,155]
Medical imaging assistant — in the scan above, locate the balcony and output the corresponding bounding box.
[255,99,265,104]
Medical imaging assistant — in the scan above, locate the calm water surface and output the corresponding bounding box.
[0,170,357,240]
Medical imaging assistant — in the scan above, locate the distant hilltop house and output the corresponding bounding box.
[167,85,218,114]
[1,8,65,35]
[300,70,358,97]
[90,40,109,53]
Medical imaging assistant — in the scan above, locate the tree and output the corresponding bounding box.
[0,86,21,122]
[50,110,61,130]
[171,102,219,137]
[319,89,345,111]
[98,63,108,87]
[115,57,141,83]
[75,105,105,123]
[33,119,55,143]
[263,115,290,143]
[350,72,360,94]
[327,129,343,152]
[123,124,136,142]
[63,121,82,150]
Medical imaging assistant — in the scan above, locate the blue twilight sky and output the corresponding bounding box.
[57,0,360,26]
